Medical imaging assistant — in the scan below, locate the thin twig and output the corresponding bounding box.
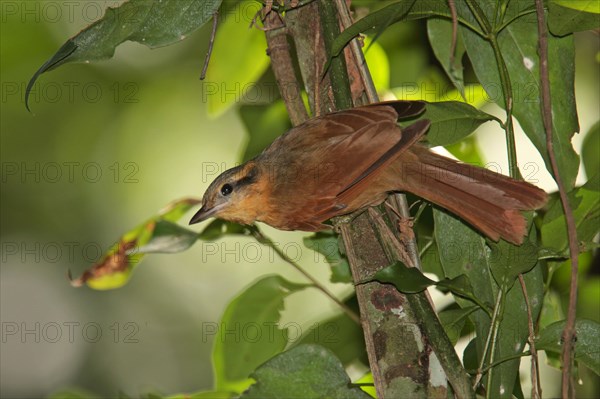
[519,274,542,399]
[199,11,219,80]
[250,226,360,325]
[533,1,579,397]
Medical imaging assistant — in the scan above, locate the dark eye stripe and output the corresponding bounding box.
[235,165,258,188]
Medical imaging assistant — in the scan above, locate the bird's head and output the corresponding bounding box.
[189,161,264,226]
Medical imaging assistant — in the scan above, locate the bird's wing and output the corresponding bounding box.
[335,119,431,205]
[262,101,430,226]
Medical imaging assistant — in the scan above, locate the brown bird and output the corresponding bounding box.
[190,101,548,245]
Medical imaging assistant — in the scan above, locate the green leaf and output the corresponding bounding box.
[424,101,496,146]
[433,209,495,315]
[166,392,234,399]
[579,277,600,323]
[330,0,415,58]
[445,135,486,166]
[419,234,445,278]
[582,121,600,178]
[460,11,580,188]
[436,275,482,309]
[198,219,252,241]
[401,101,496,147]
[69,198,200,290]
[542,173,600,252]
[296,310,366,366]
[206,1,270,117]
[26,0,222,109]
[553,0,600,13]
[427,18,465,95]
[241,344,372,399]
[363,36,390,92]
[537,319,600,375]
[462,338,479,372]
[213,275,308,392]
[439,306,478,345]
[136,220,198,254]
[329,0,482,59]
[549,1,600,36]
[434,209,544,399]
[539,291,565,330]
[373,261,435,293]
[303,231,352,283]
[239,102,292,162]
[374,262,483,310]
[354,373,376,398]
[487,237,539,289]
[49,390,98,399]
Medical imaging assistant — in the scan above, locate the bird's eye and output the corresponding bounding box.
[220,183,233,196]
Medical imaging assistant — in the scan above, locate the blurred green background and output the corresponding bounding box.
[1,1,598,398]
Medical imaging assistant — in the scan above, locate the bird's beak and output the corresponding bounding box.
[189,204,221,225]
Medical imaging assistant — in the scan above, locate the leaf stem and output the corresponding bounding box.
[495,8,537,34]
[473,289,503,390]
[464,0,492,33]
[455,292,493,319]
[464,0,520,178]
[485,289,505,399]
[249,225,360,324]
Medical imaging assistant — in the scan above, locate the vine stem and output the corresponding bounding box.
[250,225,360,325]
[533,1,580,397]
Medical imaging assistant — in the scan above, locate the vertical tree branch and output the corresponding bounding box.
[533,1,580,397]
[264,11,309,126]
[285,1,335,115]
